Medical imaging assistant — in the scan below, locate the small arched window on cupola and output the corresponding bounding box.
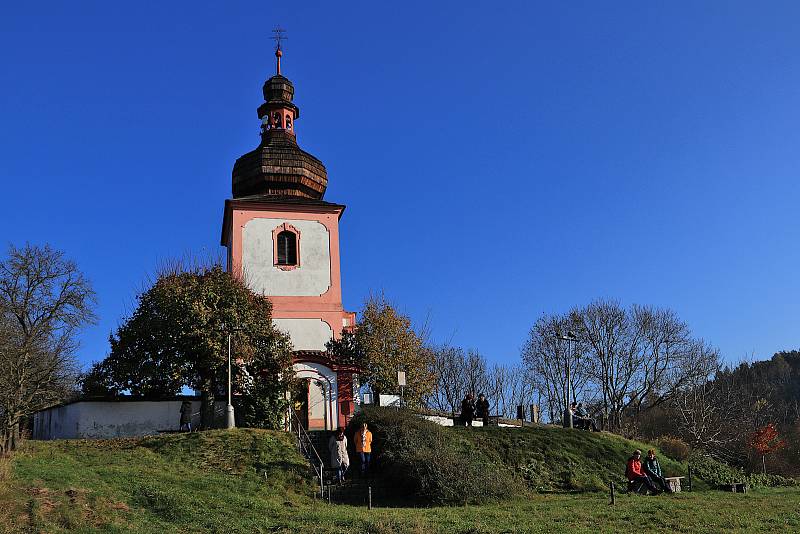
[273,223,301,270]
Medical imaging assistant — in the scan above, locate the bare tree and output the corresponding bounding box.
[0,244,96,453]
[626,306,719,416]
[426,345,492,413]
[521,313,591,424]
[426,345,533,419]
[427,344,468,414]
[522,300,720,431]
[487,363,536,419]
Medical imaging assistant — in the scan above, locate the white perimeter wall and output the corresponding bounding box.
[242,218,331,296]
[32,400,202,440]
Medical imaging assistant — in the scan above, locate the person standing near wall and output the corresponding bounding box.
[475,393,490,426]
[355,422,373,475]
[179,401,193,432]
[461,394,475,427]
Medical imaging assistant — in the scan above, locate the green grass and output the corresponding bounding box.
[459,424,700,492]
[350,407,706,500]
[1,427,799,533]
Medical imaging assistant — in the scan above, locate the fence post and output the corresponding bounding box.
[368,486,372,510]
[609,481,615,505]
[687,465,692,492]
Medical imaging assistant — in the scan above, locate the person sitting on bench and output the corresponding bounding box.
[575,402,598,431]
[626,449,660,494]
[644,449,672,493]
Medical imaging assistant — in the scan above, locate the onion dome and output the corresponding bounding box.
[231,47,328,200]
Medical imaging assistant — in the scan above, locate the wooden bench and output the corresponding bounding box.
[664,476,685,493]
[718,482,748,493]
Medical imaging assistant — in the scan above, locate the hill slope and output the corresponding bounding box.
[348,408,700,504]
[1,429,314,533]
[0,424,798,533]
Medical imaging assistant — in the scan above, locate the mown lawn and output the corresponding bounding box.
[0,429,798,533]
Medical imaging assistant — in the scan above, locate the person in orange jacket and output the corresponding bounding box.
[355,422,373,475]
[626,449,660,494]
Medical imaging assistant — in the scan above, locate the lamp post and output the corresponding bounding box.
[222,324,241,429]
[556,330,578,428]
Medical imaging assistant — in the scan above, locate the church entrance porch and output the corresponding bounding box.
[292,362,337,431]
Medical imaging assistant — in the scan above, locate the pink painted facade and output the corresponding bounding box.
[221,199,354,338]
[220,198,357,430]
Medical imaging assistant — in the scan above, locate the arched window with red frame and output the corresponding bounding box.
[276,230,298,266]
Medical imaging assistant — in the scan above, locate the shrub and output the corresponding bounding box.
[746,472,798,488]
[689,453,743,486]
[349,407,523,505]
[689,452,799,488]
[656,436,691,462]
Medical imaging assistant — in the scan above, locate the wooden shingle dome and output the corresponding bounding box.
[231,55,328,200]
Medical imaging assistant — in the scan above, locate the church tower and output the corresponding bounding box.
[221,42,356,430]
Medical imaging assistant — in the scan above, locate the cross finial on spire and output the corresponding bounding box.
[272,26,287,75]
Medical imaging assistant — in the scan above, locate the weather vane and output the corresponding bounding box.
[273,26,287,51]
[272,26,287,74]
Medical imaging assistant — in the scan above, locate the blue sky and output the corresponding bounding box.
[1,1,798,369]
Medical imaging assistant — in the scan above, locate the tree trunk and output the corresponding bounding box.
[200,375,216,429]
[10,422,19,451]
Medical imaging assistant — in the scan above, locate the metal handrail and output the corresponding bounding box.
[291,409,326,497]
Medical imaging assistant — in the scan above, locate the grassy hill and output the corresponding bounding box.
[348,407,702,503]
[0,423,798,533]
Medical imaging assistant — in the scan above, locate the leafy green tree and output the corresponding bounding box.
[85,265,293,428]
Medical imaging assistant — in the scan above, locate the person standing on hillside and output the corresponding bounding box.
[328,427,349,483]
[575,402,598,432]
[179,401,193,432]
[355,422,373,475]
[461,394,475,426]
[644,449,672,493]
[475,393,490,427]
[626,449,660,494]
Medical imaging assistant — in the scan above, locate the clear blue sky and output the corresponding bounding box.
[2,1,798,369]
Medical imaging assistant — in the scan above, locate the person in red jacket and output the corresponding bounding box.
[626,449,660,494]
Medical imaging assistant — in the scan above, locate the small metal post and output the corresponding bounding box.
[610,481,616,505]
[687,465,692,492]
[327,484,331,504]
[368,486,372,510]
[225,330,236,429]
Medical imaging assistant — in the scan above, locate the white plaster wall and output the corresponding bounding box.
[420,414,483,427]
[242,218,331,296]
[33,400,202,440]
[308,381,327,422]
[273,318,333,351]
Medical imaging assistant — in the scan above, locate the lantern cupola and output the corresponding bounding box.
[231,45,328,200]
